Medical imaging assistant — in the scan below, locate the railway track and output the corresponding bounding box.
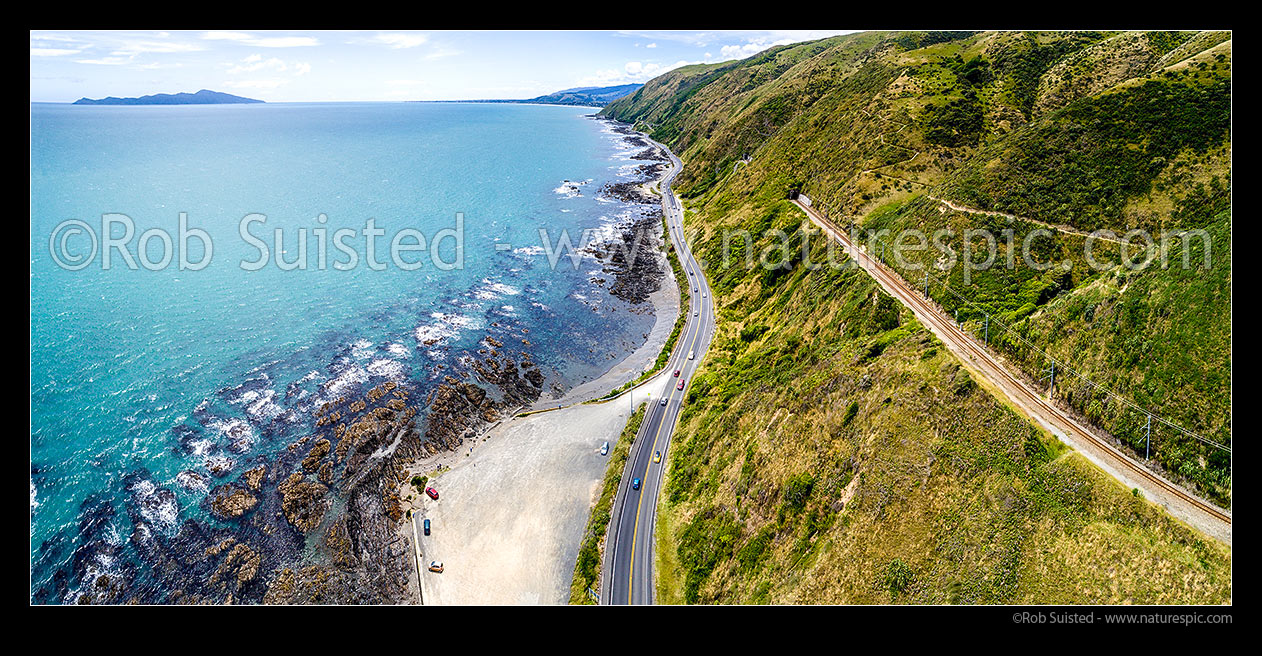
[794,199,1232,541]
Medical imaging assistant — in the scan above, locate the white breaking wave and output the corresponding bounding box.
[130,478,180,535]
[350,338,375,360]
[322,363,369,399]
[367,358,406,380]
[207,417,257,453]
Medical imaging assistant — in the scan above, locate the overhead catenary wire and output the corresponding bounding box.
[853,225,1231,454]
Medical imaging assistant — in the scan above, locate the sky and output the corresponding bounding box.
[29,30,859,103]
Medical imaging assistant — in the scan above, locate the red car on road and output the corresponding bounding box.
[673,369,680,377]
[425,487,439,500]
[677,379,685,391]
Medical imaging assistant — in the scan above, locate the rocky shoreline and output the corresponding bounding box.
[40,117,675,606]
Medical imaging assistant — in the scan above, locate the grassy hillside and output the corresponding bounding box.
[602,30,1231,603]
[603,29,1231,507]
[661,187,1230,604]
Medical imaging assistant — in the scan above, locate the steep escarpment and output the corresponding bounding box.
[603,29,1231,509]
[603,30,1231,603]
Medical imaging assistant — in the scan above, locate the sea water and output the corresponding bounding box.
[30,101,658,602]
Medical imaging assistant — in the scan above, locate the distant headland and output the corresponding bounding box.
[72,89,264,105]
[427,83,643,108]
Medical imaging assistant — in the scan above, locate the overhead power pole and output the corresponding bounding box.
[1145,415,1152,460]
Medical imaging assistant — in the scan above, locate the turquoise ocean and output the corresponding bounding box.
[30,101,658,602]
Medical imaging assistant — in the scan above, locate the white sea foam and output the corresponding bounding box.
[187,437,214,457]
[367,358,406,380]
[554,178,594,198]
[208,417,257,453]
[130,478,179,534]
[323,364,369,399]
[244,389,282,424]
[350,338,375,360]
[474,278,521,300]
[204,454,235,476]
[176,470,209,493]
[386,343,411,359]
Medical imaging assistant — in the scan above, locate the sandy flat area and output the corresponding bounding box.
[408,391,659,604]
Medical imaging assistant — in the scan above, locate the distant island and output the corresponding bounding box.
[432,83,643,108]
[72,89,264,106]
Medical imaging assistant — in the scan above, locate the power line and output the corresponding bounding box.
[855,226,1230,454]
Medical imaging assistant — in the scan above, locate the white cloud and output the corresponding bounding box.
[227,56,287,74]
[111,39,205,56]
[201,31,319,48]
[615,30,857,63]
[375,32,428,49]
[224,54,309,75]
[715,31,859,61]
[423,47,461,61]
[646,43,657,49]
[581,59,696,86]
[202,31,253,42]
[74,56,130,66]
[31,48,81,57]
[720,42,774,59]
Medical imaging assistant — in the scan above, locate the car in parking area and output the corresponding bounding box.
[423,518,431,535]
[428,561,444,573]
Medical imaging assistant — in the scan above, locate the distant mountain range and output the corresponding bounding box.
[436,83,643,107]
[521,84,643,106]
[72,89,264,105]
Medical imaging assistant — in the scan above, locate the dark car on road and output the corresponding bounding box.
[423,518,431,535]
[632,478,641,491]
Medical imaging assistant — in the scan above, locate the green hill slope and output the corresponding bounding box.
[602,30,1232,603]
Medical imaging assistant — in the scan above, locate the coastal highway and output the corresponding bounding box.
[602,138,715,605]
